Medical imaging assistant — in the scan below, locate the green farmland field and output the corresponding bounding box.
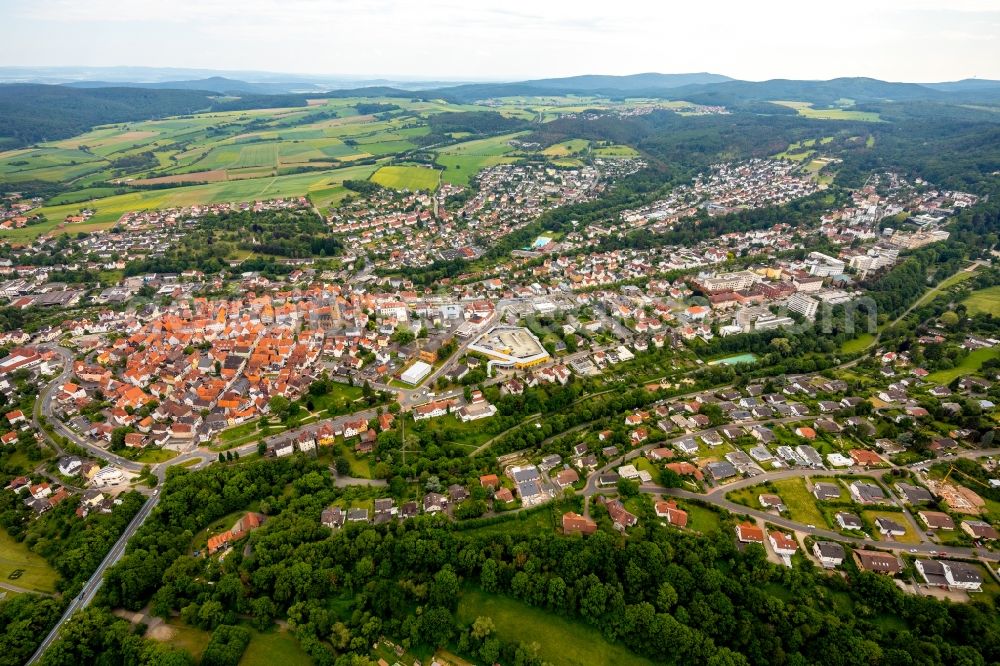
[593,144,640,157]
[927,347,1000,384]
[370,165,441,191]
[435,132,526,185]
[772,101,881,122]
[16,163,378,239]
[0,96,653,241]
[542,139,590,156]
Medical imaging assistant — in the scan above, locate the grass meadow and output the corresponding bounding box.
[457,588,655,666]
[963,286,1000,316]
[0,528,59,593]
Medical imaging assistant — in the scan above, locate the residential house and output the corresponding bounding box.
[812,541,845,568]
[423,492,448,513]
[961,520,999,541]
[849,481,886,504]
[735,522,765,545]
[835,512,864,530]
[562,511,598,535]
[853,550,902,575]
[769,531,798,558]
[654,500,688,527]
[759,494,787,513]
[812,482,841,501]
[916,559,983,591]
[875,516,906,537]
[321,506,345,529]
[918,511,955,531]
[896,483,933,505]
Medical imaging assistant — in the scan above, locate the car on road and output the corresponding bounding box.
[909,548,917,553]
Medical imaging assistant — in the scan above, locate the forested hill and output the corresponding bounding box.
[424,76,1000,105]
[0,84,322,148]
[7,74,1000,152]
[0,84,216,147]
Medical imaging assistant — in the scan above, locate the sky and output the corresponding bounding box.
[2,0,1000,82]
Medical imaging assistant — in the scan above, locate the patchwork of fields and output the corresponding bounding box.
[435,132,527,185]
[0,95,662,239]
[18,163,379,238]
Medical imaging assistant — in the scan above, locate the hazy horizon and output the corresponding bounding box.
[2,0,999,82]
[2,64,1000,87]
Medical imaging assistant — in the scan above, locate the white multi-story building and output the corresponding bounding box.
[697,270,759,293]
[787,292,819,320]
[807,252,846,277]
[849,248,899,276]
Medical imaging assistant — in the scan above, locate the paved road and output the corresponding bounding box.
[26,491,160,664]
[652,482,1000,563]
[31,344,74,457]
[35,344,144,473]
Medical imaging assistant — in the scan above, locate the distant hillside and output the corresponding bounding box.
[923,79,1000,92]
[519,72,733,91]
[429,73,732,102]
[63,76,281,95]
[666,77,1000,107]
[0,85,216,147]
[424,75,1000,107]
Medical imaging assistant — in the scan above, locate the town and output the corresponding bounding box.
[2,55,1000,665]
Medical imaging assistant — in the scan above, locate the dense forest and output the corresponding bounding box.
[0,85,216,147]
[410,111,532,147]
[428,111,529,136]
